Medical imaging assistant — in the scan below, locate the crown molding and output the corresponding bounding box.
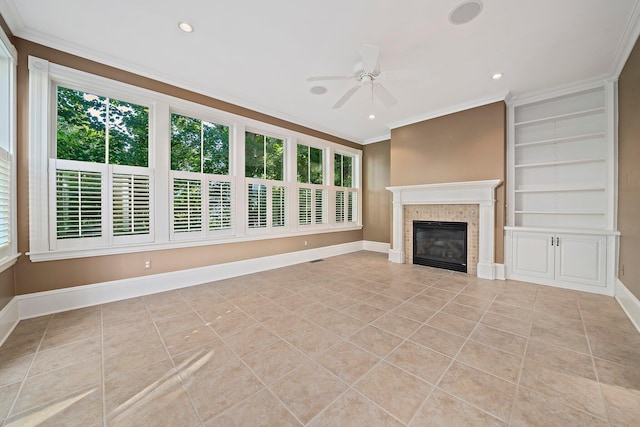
[610,0,640,77]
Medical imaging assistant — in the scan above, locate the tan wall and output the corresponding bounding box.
[390,102,506,263]
[13,38,363,295]
[0,267,14,310]
[618,35,640,300]
[363,140,391,243]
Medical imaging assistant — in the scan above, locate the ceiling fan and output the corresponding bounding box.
[307,44,399,109]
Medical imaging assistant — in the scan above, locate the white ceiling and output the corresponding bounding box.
[1,0,639,144]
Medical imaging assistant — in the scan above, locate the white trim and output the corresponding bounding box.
[27,225,363,262]
[509,77,610,107]
[0,252,19,275]
[17,241,364,319]
[615,278,640,334]
[387,93,508,130]
[610,0,640,77]
[386,180,502,280]
[361,135,390,145]
[362,240,390,253]
[0,297,19,347]
[494,263,506,280]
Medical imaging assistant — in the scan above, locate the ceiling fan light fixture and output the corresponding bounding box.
[449,1,483,25]
[178,21,194,33]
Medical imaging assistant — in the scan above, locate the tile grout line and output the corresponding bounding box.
[3,314,54,424]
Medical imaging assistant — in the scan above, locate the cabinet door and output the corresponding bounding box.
[512,231,555,279]
[555,234,607,287]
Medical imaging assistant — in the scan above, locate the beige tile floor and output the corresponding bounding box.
[1,251,640,426]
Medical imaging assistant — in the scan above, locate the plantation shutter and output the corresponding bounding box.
[173,177,202,233]
[299,188,311,225]
[208,180,232,230]
[248,183,267,228]
[272,185,286,228]
[55,167,103,240]
[315,189,326,225]
[335,190,345,223]
[347,191,356,222]
[112,169,151,237]
[0,150,10,249]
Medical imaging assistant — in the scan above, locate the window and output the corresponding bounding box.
[52,86,152,249]
[28,57,361,261]
[297,144,326,226]
[246,131,287,231]
[0,33,15,265]
[333,153,356,224]
[170,113,232,238]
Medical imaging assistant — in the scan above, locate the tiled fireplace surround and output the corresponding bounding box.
[387,180,502,280]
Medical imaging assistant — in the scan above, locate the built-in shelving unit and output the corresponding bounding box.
[505,82,618,295]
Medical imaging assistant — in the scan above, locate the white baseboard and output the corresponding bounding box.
[494,264,506,280]
[615,278,640,334]
[0,297,19,347]
[362,241,390,253]
[18,241,363,319]
[388,249,404,263]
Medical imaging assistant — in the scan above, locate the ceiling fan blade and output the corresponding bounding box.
[332,85,361,109]
[373,83,397,107]
[359,44,379,71]
[306,75,351,82]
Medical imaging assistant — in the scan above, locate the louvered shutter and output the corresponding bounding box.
[299,188,311,225]
[272,185,286,228]
[112,170,151,237]
[335,190,345,223]
[248,183,267,228]
[55,167,103,240]
[208,179,232,231]
[0,150,10,249]
[173,177,202,233]
[315,189,326,225]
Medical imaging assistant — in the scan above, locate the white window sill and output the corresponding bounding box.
[27,226,362,262]
[0,253,20,274]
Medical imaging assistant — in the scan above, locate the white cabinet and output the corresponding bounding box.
[506,82,619,296]
[507,229,612,293]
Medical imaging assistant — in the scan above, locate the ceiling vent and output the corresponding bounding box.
[449,1,483,25]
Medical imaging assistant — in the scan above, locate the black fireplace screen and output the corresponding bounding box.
[413,220,467,273]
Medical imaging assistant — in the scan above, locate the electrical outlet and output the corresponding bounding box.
[304,240,308,246]
[144,260,151,269]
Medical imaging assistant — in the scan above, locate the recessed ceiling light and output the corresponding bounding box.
[368,114,376,120]
[178,21,194,33]
[310,85,327,95]
[449,1,483,25]
[491,73,503,80]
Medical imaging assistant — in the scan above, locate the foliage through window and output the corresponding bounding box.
[245,132,284,180]
[171,113,229,174]
[334,153,353,187]
[297,144,323,184]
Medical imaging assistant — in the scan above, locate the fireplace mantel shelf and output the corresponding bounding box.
[386,179,502,280]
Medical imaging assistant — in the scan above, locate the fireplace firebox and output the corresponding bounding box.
[413,220,467,273]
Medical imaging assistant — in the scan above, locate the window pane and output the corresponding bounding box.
[171,114,202,172]
[245,132,265,178]
[343,156,353,187]
[57,87,106,163]
[297,144,309,183]
[265,137,284,181]
[310,147,323,185]
[334,153,343,186]
[203,121,229,175]
[108,99,149,167]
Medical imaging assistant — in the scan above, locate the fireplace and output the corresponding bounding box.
[413,220,468,273]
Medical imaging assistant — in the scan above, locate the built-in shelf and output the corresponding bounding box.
[514,107,605,127]
[514,132,606,148]
[515,186,605,193]
[514,157,606,168]
[515,211,605,215]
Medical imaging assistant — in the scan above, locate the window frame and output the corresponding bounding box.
[28,56,362,262]
[0,27,18,272]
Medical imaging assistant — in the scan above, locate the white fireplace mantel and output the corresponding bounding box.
[386,179,502,280]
